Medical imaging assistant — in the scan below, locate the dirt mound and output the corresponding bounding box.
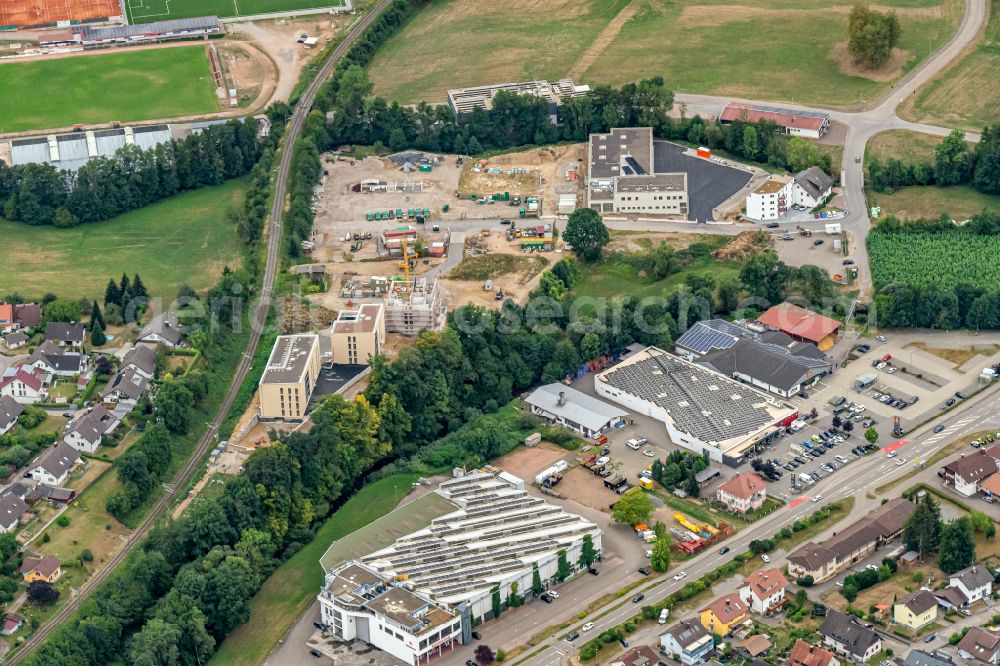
[277,294,336,333]
[829,42,911,82]
[712,230,773,261]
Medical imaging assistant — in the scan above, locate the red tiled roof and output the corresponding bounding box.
[720,102,828,132]
[19,555,60,579]
[702,592,748,624]
[0,368,42,393]
[0,304,12,325]
[745,568,788,600]
[757,303,841,343]
[718,472,766,499]
[789,639,837,666]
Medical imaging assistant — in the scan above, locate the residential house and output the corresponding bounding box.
[792,166,835,208]
[933,585,969,611]
[819,610,881,663]
[958,627,1000,664]
[787,497,914,583]
[942,452,997,496]
[609,645,663,666]
[903,650,953,666]
[2,331,28,350]
[120,344,156,380]
[950,564,993,603]
[0,396,24,435]
[44,322,86,348]
[26,442,81,486]
[1,613,23,637]
[699,593,749,636]
[137,313,183,348]
[716,472,767,514]
[734,635,771,658]
[25,485,76,506]
[0,368,46,404]
[14,304,41,330]
[0,304,12,333]
[660,620,714,666]
[64,405,120,454]
[22,340,85,377]
[19,555,62,584]
[893,589,938,631]
[101,368,150,412]
[739,568,788,614]
[0,491,28,533]
[787,639,839,666]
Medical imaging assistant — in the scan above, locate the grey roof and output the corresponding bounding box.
[898,589,938,616]
[139,313,183,346]
[44,322,85,343]
[952,565,994,590]
[933,585,969,608]
[260,335,319,385]
[589,128,654,180]
[615,173,687,193]
[677,320,830,380]
[133,125,172,151]
[794,166,834,201]
[789,498,914,570]
[14,304,41,328]
[819,610,880,656]
[0,396,24,432]
[0,492,28,529]
[524,384,627,432]
[6,483,29,500]
[68,406,119,444]
[662,619,711,649]
[75,16,221,41]
[3,331,29,346]
[122,344,156,376]
[26,340,83,373]
[30,442,80,480]
[904,650,953,666]
[698,339,813,394]
[102,368,149,401]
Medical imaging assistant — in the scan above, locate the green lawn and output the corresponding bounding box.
[125,0,346,22]
[868,130,948,163]
[209,473,422,666]
[571,252,741,301]
[0,180,246,301]
[369,0,963,109]
[0,47,217,132]
[871,184,1000,221]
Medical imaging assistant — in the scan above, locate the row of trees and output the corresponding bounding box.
[0,120,264,227]
[868,127,1000,195]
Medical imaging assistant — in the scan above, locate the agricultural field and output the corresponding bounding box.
[868,228,1000,290]
[0,180,246,301]
[898,0,1000,131]
[125,0,346,22]
[0,47,216,132]
[872,185,1000,221]
[368,0,963,108]
[867,130,947,163]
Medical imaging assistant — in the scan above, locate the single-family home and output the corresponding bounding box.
[14,304,41,331]
[44,322,86,348]
[1,613,23,637]
[22,340,85,377]
[699,593,749,636]
[0,304,12,333]
[788,639,839,666]
[902,650,954,666]
[0,368,46,404]
[942,452,996,496]
[660,620,714,666]
[25,485,76,506]
[933,585,969,611]
[137,313,184,348]
[2,331,28,350]
[734,635,771,658]
[0,396,24,435]
[524,383,626,439]
[120,344,156,380]
[958,627,1000,664]
[893,589,938,631]
[101,368,150,411]
[950,564,993,603]
[739,568,788,614]
[0,491,29,533]
[717,472,767,514]
[819,610,881,663]
[609,645,663,666]
[64,405,120,454]
[19,555,62,584]
[26,442,81,486]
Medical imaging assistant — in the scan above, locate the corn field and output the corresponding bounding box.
[868,231,1000,290]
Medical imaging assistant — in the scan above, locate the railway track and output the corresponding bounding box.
[8,2,394,661]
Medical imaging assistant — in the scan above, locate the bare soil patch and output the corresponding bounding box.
[830,42,912,82]
[713,230,774,261]
[908,342,1000,367]
[494,442,570,479]
[557,466,620,512]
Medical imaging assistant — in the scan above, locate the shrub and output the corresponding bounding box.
[56,515,70,528]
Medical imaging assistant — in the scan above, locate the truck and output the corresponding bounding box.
[604,476,626,490]
[534,460,569,485]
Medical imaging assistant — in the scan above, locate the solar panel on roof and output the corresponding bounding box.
[624,155,646,175]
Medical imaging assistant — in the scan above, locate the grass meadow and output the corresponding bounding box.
[872,184,1000,221]
[0,180,246,301]
[0,47,217,132]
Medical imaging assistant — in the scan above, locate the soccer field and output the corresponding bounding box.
[0,47,216,133]
[125,0,346,23]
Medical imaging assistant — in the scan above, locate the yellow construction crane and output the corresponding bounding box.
[398,237,412,282]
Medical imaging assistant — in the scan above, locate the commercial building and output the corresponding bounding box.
[744,167,834,221]
[587,128,689,216]
[7,125,173,172]
[595,347,796,464]
[720,102,830,139]
[72,16,222,46]
[716,472,767,514]
[319,471,601,663]
[258,334,321,421]
[757,303,841,351]
[660,620,714,665]
[524,383,626,438]
[819,610,881,663]
[446,78,589,116]
[787,497,914,583]
[893,589,938,631]
[328,304,385,365]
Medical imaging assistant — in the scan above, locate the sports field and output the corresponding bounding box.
[0,47,216,133]
[368,0,963,109]
[125,0,345,23]
[0,180,246,301]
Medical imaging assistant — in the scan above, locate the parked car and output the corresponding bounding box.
[541,594,553,603]
[761,554,770,563]
[719,546,730,555]
[842,259,855,265]
[945,398,956,407]
[582,622,595,631]
[642,450,655,457]
[588,568,599,576]
[638,567,651,575]
[955,391,967,399]
[876,335,887,342]
[766,222,779,229]
[309,650,323,658]
[813,239,824,245]
[548,591,559,599]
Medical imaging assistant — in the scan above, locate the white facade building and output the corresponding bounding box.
[950,565,993,603]
[739,569,788,614]
[745,168,834,221]
[587,128,689,216]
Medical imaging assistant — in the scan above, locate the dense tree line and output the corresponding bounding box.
[868,126,1000,195]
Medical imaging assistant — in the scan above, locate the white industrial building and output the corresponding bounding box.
[587,128,689,216]
[6,125,173,172]
[594,347,796,464]
[524,383,626,438]
[319,471,602,663]
[446,78,590,117]
[745,167,835,221]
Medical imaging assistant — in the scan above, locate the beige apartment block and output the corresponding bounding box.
[329,303,385,365]
[258,334,321,421]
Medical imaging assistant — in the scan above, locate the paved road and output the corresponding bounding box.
[7,2,397,663]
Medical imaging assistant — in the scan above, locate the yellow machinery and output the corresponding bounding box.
[397,237,414,280]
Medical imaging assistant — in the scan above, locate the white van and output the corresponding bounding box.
[658,609,669,624]
[626,439,643,450]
